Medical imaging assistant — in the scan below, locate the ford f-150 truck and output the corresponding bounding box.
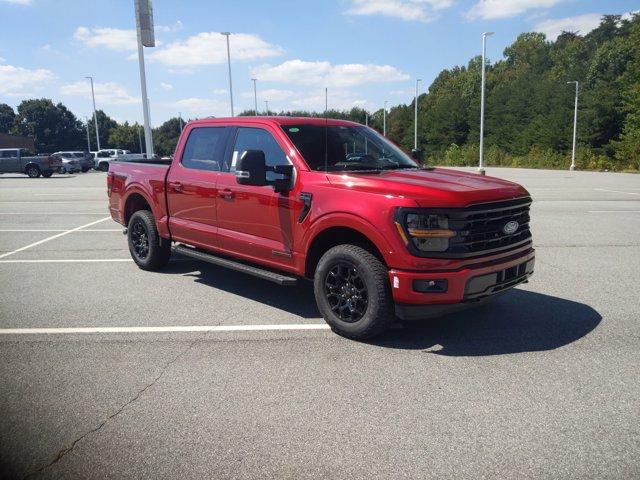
[108,117,534,339]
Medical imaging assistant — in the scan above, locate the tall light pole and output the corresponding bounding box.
[479,31,494,176]
[264,100,269,115]
[251,78,258,116]
[414,78,422,151]
[383,100,388,137]
[134,0,155,158]
[221,32,234,116]
[178,111,183,132]
[85,76,100,151]
[84,117,91,152]
[137,125,143,154]
[567,81,579,171]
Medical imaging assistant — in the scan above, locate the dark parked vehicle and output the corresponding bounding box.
[0,148,61,178]
[70,151,93,172]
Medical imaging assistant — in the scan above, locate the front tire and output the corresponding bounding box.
[26,165,41,178]
[314,245,394,340]
[127,210,171,271]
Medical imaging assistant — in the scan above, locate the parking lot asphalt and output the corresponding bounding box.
[0,168,639,479]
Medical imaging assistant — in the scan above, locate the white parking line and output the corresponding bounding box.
[0,212,107,215]
[594,188,640,196]
[0,324,331,335]
[0,217,111,260]
[0,229,120,232]
[588,210,640,213]
[0,259,132,263]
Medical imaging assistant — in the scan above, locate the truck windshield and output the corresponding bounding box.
[282,124,419,172]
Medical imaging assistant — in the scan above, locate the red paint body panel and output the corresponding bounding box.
[108,116,534,309]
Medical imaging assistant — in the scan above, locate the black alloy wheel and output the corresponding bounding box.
[130,219,150,260]
[323,260,369,322]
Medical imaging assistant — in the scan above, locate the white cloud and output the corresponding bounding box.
[213,88,228,95]
[59,81,139,105]
[0,64,55,96]
[160,82,174,91]
[157,20,183,33]
[346,0,453,22]
[170,97,229,116]
[0,56,5,63]
[1,0,33,4]
[534,13,602,40]
[148,32,283,67]
[242,88,296,102]
[468,0,567,20]
[74,26,137,52]
[288,89,374,111]
[251,60,410,88]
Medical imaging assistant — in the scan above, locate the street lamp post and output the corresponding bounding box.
[265,100,269,115]
[251,78,258,116]
[383,100,388,137]
[178,111,183,132]
[221,32,234,116]
[85,76,100,151]
[414,78,422,153]
[479,31,494,176]
[138,126,143,154]
[84,117,91,152]
[567,81,579,171]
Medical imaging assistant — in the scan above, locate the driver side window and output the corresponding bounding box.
[230,128,289,180]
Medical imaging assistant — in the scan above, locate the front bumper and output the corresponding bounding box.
[389,249,535,320]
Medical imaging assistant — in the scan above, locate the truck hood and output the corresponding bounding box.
[326,167,529,207]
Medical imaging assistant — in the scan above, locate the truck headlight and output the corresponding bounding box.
[395,213,455,253]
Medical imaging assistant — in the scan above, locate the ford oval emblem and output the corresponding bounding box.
[503,220,519,235]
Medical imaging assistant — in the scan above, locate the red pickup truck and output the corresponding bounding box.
[108,116,534,339]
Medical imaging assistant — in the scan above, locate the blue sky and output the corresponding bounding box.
[0,0,637,125]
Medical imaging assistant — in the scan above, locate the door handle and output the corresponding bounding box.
[219,188,234,199]
[169,181,183,193]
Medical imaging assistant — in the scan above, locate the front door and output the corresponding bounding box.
[166,126,230,250]
[215,126,297,270]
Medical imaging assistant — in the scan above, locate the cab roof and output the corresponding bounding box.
[187,116,362,128]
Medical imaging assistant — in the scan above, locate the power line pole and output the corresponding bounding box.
[383,100,388,137]
[414,78,422,151]
[479,31,494,176]
[221,32,234,116]
[85,117,91,152]
[251,78,258,116]
[567,81,579,171]
[85,76,100,151]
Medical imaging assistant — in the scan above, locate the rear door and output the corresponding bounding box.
[166,125,230,250]
[0,150,19,172]
[215,126,297,269]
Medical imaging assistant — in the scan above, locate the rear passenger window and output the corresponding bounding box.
[181,127,227,172]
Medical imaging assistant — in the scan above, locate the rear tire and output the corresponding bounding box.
[42,171,53,178]
[127,210,171,271]
[314,244,394,340]
[26,165,41,178]
[99,162,109,172]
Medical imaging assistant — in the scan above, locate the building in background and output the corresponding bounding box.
[0,133,35,151]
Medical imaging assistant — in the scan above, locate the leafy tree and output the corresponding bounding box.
[87,110,118,150]
[153,117,183,156]
[11,99,84,152]
[0,103,16,133]
[108,122,143,153]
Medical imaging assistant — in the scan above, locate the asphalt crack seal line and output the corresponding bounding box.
[22,333,208,479]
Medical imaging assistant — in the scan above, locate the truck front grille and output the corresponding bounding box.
[446,197,532,258]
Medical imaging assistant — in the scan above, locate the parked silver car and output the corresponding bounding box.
[51,152,81,174]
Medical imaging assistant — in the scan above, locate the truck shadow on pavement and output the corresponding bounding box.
[165,259,601,357]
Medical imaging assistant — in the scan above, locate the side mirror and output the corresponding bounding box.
[236,150,267,186]
[411,149,424,163]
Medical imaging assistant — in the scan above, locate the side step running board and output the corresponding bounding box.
[172,244,298,286]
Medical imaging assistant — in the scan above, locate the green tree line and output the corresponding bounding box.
[0,99,183,157]
[2,13,638,169]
